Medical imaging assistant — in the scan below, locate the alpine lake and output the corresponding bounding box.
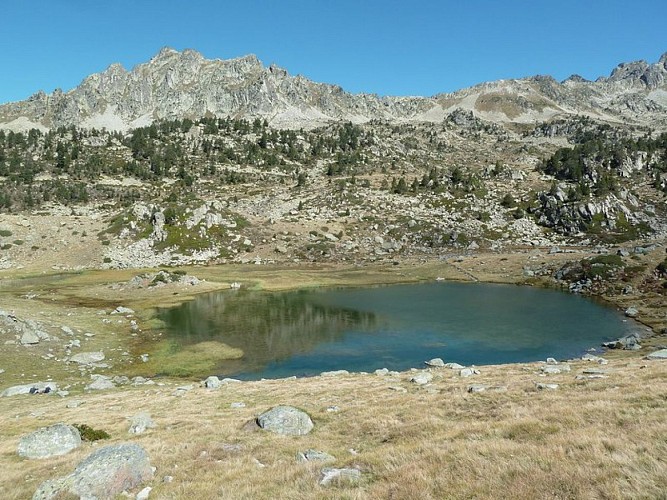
[154,282,635,379]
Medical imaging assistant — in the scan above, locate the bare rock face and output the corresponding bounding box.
[33,443,153,500]
[18,424,81,459]
[1,48,665,132]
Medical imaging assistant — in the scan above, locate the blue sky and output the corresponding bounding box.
[1,0,665,103]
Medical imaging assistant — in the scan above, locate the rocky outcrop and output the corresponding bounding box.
[1,310,51,346]
[535,189,648,236]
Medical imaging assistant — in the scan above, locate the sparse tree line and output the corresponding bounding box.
[538,131,667,199]
[0,115,665,219]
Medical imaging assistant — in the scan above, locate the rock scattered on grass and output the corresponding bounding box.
[203,376,222,389]
[33,443,153,500]
[319,467,361,486]
[297,449,335,463]
[70,352,105,365]
[1,382,58,397]
[581,353,608,364]
[136,486,152,500]
[410,372,433,385]
[257,405,313,436]
[645,349,667,360]
[321,370,349,377]
[541,364,571,374]
[536,383,559,390]
[85,375,115,391]
[128,412,156,435]
[111,306,135,315]
[467,384,508,394]
[18,424,81,459]
[172,384,195,396]
[444,362,465,370]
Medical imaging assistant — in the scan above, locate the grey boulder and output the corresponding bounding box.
[410,372,433,385]
[128,412,156,435]
[257,405,313,436]
[1,382,58,397]
[18,424,81,459]
[319,467,361,486]
[33,443,153,500]
[646,349,667,360]
[70,352,105,365]
[297,449,335,462]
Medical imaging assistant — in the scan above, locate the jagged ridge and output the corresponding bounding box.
[0,48,666,131]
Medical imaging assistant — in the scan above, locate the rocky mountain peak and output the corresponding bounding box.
[151,46,180,62]
[659,51,667,67]
[0,49,665,132]
[607,53,667,88]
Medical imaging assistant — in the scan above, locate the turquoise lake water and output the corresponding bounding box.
[158,282,634,379]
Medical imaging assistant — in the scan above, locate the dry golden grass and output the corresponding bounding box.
[1,357,666,499]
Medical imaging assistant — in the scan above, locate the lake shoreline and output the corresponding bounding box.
[1,249,663,387]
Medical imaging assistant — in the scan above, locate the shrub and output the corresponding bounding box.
[501,194,516,208]
[590,254,624,267]
[73,424,110,441]
[657,259,667,276]
[0,229,12,237]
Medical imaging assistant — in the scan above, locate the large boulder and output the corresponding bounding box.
[33,443,153,500]
[18,424,81,459]
[646,349,667,360]
[1,382,58,397]
[257,405,313,436]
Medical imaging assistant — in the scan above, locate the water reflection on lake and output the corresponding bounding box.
[158,282,633,379]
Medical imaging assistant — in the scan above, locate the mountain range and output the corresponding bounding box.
[1,47,666,132]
